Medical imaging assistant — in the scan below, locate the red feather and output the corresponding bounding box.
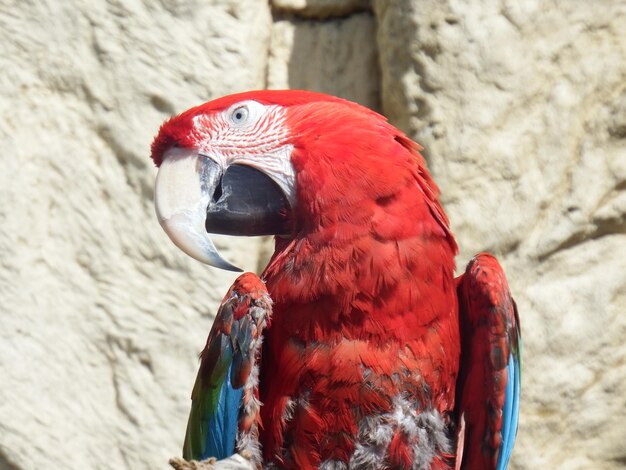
[256,95,459,467]
[455,254,521,469]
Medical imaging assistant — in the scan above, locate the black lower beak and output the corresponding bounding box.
[205,164,292,236]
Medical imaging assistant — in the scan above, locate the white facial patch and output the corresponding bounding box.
[192,100,297,207]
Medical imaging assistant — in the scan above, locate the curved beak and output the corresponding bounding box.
[154,149,291,271]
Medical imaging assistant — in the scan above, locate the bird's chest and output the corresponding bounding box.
[258,316,458,469]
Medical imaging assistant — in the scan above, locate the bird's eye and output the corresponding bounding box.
[224,100,265,128]
[230,106,249,125]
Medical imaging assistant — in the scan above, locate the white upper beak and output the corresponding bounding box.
[154,149,241,271]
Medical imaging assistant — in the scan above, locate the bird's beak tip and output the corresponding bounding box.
[158,216,242,272]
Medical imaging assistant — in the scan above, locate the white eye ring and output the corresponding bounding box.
[224,100,267,129]
[230,105,249,125]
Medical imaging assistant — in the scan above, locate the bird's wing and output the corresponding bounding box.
[183,273,272,462]
[455,253,521,470]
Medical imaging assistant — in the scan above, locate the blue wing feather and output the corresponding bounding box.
[496,349,521,470]
[204,363,244,460]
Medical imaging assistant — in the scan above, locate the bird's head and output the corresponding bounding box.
[152,90,451,271]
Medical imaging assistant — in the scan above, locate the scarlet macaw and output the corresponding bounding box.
[152,90,521,470]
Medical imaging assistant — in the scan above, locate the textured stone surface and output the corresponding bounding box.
[272,0,370,18]
[268,12,380,110]
[1,0,625,469]
[0,1,270,469]
[375,1,626,468]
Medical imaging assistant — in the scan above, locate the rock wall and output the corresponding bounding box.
[374,2,626,468]
[1,1,624,469]
[0,1,271,468]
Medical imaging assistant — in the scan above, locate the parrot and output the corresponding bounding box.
[151,90,521,470]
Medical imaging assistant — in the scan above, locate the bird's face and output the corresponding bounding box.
[151,90,402,271]
[152,94,300,271]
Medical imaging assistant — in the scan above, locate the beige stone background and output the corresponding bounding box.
[0,0,624,469]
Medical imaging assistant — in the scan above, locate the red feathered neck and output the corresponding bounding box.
[262,103,457,345]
